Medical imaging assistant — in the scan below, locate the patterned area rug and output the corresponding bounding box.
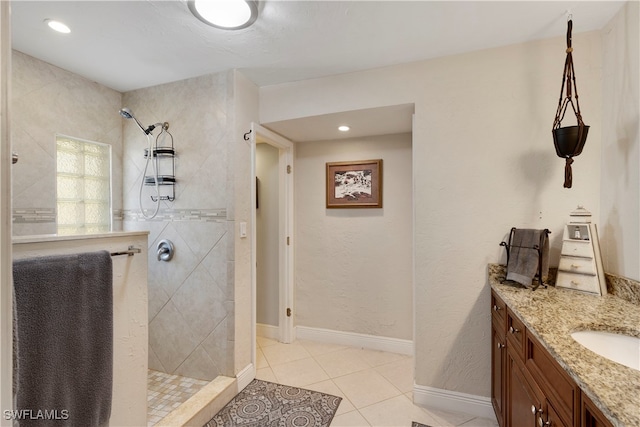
[204,379,341,427]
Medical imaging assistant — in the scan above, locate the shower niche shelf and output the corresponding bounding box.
[144,147,176,202]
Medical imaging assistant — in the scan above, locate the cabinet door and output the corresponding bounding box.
[507,309,525,361]
[492,291,507,325]
[525,331,578,426]
[582,393,614,427]
[582,408,612,427]
[508,352,542,427]
[492,322,506,427]
[544,399,571,427]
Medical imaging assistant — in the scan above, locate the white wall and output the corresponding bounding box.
[0,3,12,423]
[232,70,259,376]
[12,232,149,427]
[600,1,640,281]
[294,134,413,340]
[261,31,603,397]
[256,143,280,326]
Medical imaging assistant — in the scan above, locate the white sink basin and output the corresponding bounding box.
[571,330,640,371]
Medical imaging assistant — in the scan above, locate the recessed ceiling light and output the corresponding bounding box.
[188,0,258,30]
[338,125,350,132]
[44,19,70,34]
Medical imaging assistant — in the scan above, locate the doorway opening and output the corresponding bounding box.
[250,124,294,369]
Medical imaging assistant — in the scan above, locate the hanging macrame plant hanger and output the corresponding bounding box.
[552,18,589,189]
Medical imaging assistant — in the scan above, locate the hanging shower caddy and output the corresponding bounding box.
[144,123,176,202]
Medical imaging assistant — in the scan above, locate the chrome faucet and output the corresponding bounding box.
[157,239,174,262]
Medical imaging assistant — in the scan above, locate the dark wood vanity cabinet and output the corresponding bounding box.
[581,393,614,427]
[491,325,506,427]
[507,350,542,427]
[525,331,578,427]
[491,292,507,427]
[491,289,612,427]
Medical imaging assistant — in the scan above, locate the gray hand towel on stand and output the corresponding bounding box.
[13,251,113,427]
[506,229,549,288]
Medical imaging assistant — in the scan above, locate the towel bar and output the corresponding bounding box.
[500,227,551,290]
[110,246,142,257]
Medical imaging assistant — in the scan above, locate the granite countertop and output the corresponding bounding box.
[489,264,640,427]
[12,230,150,244]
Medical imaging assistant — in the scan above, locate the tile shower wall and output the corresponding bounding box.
[11,50,124,235]
[12,50,241,380]
[123,72,235,381]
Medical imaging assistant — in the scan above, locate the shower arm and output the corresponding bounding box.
[145,122,170,135]
[131,117,147,134]
[119,108,168,135]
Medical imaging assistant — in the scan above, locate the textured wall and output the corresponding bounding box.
[260,32,604,397]
[123,71,236,380]
[1,3,13,416]
[600,1,640,281]
[12,232,149,426]
[294,134,413,340]
[231,70,259,376]
[11,51,123,235]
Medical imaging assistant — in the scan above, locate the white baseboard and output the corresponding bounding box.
[413,384,496,421]
[236,363,255,392]
[256,323,279,340]
[296,326,413,355]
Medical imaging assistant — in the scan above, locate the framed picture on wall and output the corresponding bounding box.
[326,159,382,208]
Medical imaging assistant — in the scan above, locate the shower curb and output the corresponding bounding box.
[154,375,236,427]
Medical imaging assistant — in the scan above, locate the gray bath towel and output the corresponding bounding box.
[13,251,113,427]
[506,229,549,287]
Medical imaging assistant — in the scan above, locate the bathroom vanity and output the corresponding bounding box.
[489,264,640,427]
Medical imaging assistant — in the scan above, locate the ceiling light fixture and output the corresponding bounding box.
[338,125,350,132]
[188,0,258,30]
[44,19,70,34]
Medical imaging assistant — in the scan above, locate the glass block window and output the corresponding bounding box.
[56,135,112,235]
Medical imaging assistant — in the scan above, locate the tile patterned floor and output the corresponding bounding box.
[256,337,499,427]
[147,369,209,426]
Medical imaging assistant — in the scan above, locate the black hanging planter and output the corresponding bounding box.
[553,124,589,158]
[552,18,589,188]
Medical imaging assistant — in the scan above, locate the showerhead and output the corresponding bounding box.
[119,108,134,119]
[119,107,149,134]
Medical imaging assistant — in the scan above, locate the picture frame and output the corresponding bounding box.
[326,159,382,208]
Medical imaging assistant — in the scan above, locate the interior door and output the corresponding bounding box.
[251,123,294,347]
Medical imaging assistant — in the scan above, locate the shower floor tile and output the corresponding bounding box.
[147,369,209,426]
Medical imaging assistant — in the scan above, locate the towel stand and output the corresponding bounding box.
[499,227,551,290]
[110,246,142,257]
